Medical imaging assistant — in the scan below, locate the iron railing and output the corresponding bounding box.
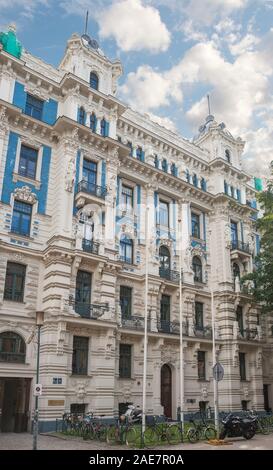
[118,255,133,264]
[121,315,151,331]
[159,267,180,283]
[0,352,26,363]
[238,328,259,341]
[82,239,100,254]
[68,295,109,319]
[231,240,251,254]
[193,324,212,339]
[76,180,107,199]
[157,319,189,336]
[3,289,24,302]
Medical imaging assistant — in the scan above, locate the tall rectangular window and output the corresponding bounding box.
[18,145,38,180]
[195,302,204,330]
[121,185,134,210]
[72,336,89,375]
[197,351,206,380]
[239,352,246,381]
[75,270,92,317]
[236,306,244,335]
[4,262,26,302]
[160,294,171,328]
[231,221,238,247]
[83,159,97,186]
[11,201,32,236]
[159,200,169,227]
[120,286,132,318]
[119,344,132,378]
[191,212,200,239]
[25,94,44,120]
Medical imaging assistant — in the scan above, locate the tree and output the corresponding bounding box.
[242,163,273,313]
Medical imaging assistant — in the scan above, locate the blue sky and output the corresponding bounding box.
[1,0,273,176]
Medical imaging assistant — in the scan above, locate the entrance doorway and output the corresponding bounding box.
[0,378,31,432]
[161,364,172,418]
[263,384,271,412]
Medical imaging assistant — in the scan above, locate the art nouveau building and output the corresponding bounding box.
[0,25,272,432]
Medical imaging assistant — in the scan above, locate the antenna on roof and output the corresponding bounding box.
[84,10,89,35]
[207,94,211,115]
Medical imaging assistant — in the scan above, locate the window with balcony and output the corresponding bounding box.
[18,145,38,180]
[162,159,168,172]
[191,212,200,239]
[225,149,231,163]
[154,155,159,168]
[120,235,133,264]
[193,174,198,187]
[231,221,238,247]
[78,106,86,125]
[0,332,26,363]
[159,245,170,270]
[127,141,133,156]
[25,93,44,120]
[193,256,202,282]
[120,286,132,319]
[82,159,97,192]
[186,169,190,183]
[90,72,99,90]
[239,352,246,380]
[121,185,134,211]
[72,336,89,375]
[197,351,206,380]
[236,306,244,335]
[200,178,207,191]
[11,201,32,236]
[160,294,171,332]
[136,146,143,161]
[119,344,132,378]
[90,112,97,132]
[159,200,169,227]
[195,302,204,330]
[75,270,92,317]
[4,262,26,302]
[171,163,177,176]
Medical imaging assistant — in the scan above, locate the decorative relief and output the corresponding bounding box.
[57,322,66,356]
[232,342,239,367]
[65,156,76,192]
[14,186,37,204]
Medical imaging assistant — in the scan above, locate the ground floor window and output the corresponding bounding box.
[70,403,86,414]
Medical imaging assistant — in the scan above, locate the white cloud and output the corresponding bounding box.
[146,112,177,132]
[229,33,260,55]
[0,0,49,19]
[97,0,171,52]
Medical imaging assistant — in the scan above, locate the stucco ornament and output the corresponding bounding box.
[14,186,37,204]
[65,156,76,192]
[224,223,232,248]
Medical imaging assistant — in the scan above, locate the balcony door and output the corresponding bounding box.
[231,221,238,246]
[160,295,171,332]
[161,364,172,418]
[83,159,97,191]
[75,270,92,317]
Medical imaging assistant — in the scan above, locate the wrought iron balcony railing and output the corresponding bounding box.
[193,324,212,339]
[4,289,24,302]
[0,352,25,363]
[118,255,133,265]
[157,319,189,336]
[82,239,100,254]
[68,296,109,319]
[121,315,151,331]
[159,267,180,283]
[238,328,259,341]
[76,180,107,199]
[231,240,251,254]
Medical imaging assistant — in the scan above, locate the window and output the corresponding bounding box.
[120,235,133,264]
[201,178,207,191]
[159,245,170,270]
[195,302,204,330]
[239,352,246,381]
[236,306,244,335]
[4,262,26,302]
[162,159,168,172]
[224,180,228,194]
[119,344,132,378]
[225,149,231,163]
[154,155,159,168]
[185,169,190,183]
[90,112,97,132]
[192,174,198,187]
[72,336,89,375]
[18,145,38,180]
[90,72,99,90]
[160,294,171,330]
[231,221,238,247]
[11,201,32,236]
[121,185,134,210]
[82,159,97,190]
[191,212,200,239]
[197,351,206,380]
[70,403,86,415]
[0,332,26,363]
[101,118,106,136]
[230,186,235,198]
[193,256,202,282]
[75,270,92,317]
[78,106,86,125]
[241,400,248,411]
[136,147,143,161]
[25,94,44,120]
[159,200,169,227]
[127,141,133,156]
[171,163,177,176]
[120,286,132,319]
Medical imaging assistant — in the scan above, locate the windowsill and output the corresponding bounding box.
[198,379,209,383]
[70,374,92,378]
[3,299,25,304]
[13,172,41,189]
[191,236,205,244]
[9,232,34,241]
[118,377,135,381]
[240,379,250,383]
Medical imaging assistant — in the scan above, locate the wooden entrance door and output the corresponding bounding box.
[0,378,30,432]
[161,364,172,418]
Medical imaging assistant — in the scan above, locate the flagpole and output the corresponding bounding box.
[211,258,219,438]
[142,206,149,443]
[178,214,184,433]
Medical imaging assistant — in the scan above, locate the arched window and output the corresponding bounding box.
[90,72,99,90]
[193,256,202,282]
[120,235,133,264]
[0,332,26,363]
[159,245,171,272]
[78,106,86,125]
[162,159,168,172]
[90,112,97,132]
[101,118,106,136]
[225,149,231,163]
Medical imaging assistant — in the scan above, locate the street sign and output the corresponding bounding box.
[213,363,224,382]
[34,384,42,396]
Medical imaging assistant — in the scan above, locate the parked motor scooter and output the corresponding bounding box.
[220,413,257,440]
[121,404,142,424]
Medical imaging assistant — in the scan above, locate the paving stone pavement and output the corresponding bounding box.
[0,432,273,451]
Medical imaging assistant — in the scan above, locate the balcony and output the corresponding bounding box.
[193,324,212,339]
[76,180,107,202]
[231,240,251,254]
[118,255,133,265]
[159,267,180,283]
[68,296,109,319]
[157,319,189,336]
[238,328,259,341]
[121,315,151,331]
[82,239,100,255]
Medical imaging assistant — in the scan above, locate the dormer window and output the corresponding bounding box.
[225,149,231,163]
[90,72,99,90]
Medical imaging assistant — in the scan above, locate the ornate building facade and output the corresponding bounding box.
[0,25,272,432]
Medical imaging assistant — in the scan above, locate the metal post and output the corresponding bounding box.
[178,216,184,434]
[211,288,219,438]
[33,324,41,450]
[141,207,149,446]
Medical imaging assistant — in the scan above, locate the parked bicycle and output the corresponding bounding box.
[82,412,107,441]
[106,415,141,447]
[186,417,216,442]
[143,416,183,447]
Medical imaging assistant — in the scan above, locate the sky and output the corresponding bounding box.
[1,0,273,177]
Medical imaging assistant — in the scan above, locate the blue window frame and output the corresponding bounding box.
[230,186,235,198]
[159,200,169,227]
[25,94,44,120]
[121,185,134,210]
[193,174,198,187]
[127,141,133,156]
[231,221,238,245]
[185,169,190,183]
[171,163,177,176]
[120,236,133,264]
[191,212,200,239]
[11,201,32,236]
[101,118,108,137]
[154,155,159,168]
[83,158,97,189]
[136,147,143,161]
[18,145,38,180]
[224,180,228,194]
[90,113,97,132]
[90,72,99,90]
[201,178,206,191]
[162,159,168,172]
[78,107,86,125]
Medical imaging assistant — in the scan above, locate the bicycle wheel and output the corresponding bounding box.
[107,425,118,444]
[204,426,216,440]
[126,427,137,447]
[187,428,198,443]
[98,424,107,441]
[166,424,181,445]
[259,419,270,435]
[143,427,158,448]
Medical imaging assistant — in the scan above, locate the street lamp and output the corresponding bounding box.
[33,311,44,451]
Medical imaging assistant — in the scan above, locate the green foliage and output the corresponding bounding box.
[242,163,273,313]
